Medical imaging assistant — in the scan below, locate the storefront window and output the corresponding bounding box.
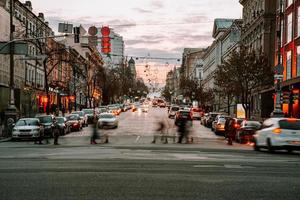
[287,13,293,43]
[287,51,292,79]
[297,46,300,76]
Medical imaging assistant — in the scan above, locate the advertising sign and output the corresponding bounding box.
[237,104,246,119]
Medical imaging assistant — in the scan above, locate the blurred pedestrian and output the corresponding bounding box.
[52,117,60,145]
[90,112,99,144]
[177,119,191,144]
[61,105,65,117]
[152,119,167,144]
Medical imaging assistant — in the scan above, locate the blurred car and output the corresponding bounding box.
[132,103,140,112]
[35,115,54,137]
[200,113,208,126]
[236,120,261,143]
[82,109,94,124]
[212,115,228,133]
[168,106,180,118]
[66,114,82,131]
[253,118,300,153]
[141,104,149,112]
[205,112,222,128]
[12,118,43,140]
[191,107,202,120]
[72,111,87,127]
[175,110,193,126]
[56,117,70,135]
[108,106,120,116]
[97,113,119,129]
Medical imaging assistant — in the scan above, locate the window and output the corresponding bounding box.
[297,46,300,76]
[287,51,292,79]
[298,7,300,37]
[287,13,293,42]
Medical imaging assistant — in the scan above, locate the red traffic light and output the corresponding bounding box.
[101,26,110,37]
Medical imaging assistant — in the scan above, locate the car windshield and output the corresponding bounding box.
[72,112,83,117]
[279,120,300,130]
[16,119,39,126]
[244,121,261,128]
[36,116,52,123]
[83,109,93,114]
[171,107,179,111]
[100,114,114,119]
[67,115,79,120]
[56,118,65,123]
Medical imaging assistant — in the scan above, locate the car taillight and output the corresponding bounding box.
[272,128,282,134]
[234,123,240,129]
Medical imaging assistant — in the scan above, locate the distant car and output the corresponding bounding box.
[141,105,149,112]
[82,109,94,124]
[236,120,261,143]
[212,115,230,133]
[175,110,193,126]
[12,118,43,140]
[168,106,180,118]
[254,118,300,153]
[66,114,82,131]
[35,115,54,137]
[205,112,222,128]
[56,117,70,135]
[72,111,87,127]
[97,113,119,129]
[108,106,120,116]
[191,108,202,120]
[200,113,208,126]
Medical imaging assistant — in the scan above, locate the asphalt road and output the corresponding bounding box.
[0,107,299,200]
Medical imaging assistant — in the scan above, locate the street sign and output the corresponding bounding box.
[0,42,28,55]
[58,23,73,34]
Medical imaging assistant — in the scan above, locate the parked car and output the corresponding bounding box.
[200,113,208,126]
[212,115,230,134]
[97,113,119,129]
[141,104,149,112]
[56,117,70,135]
[175,110,193,126]
[253,118,300,153]
[72,111,87,127]
[35,115,54,137]
[236,120,261,143]
[82,109,94,124]
[168,106,180,118]
[205,112,222,128]
[191,107,202,120]
[12,118,43,140]
[66,114,82,131]
[108,106,121,116]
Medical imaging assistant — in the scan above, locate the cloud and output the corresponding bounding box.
[133,7,153,14]
[150,0,164,9]
[183,15,210,23]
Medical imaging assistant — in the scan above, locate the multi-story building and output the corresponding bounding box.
[128,57,136,78]
[276,0,300,118]
[181,48,204,80]
[0,0,53,117]
[239,0,276,119]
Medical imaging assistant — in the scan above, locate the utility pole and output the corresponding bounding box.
[272,0,284,117]
[5,0,18,133]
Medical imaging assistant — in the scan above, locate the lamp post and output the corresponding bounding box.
[4,0,18,135]
[272,0,284,117]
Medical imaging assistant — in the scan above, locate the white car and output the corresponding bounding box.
[168,106,179,118]
[253,118,300,153]
[97,113,118,129]
[12,118,43,140]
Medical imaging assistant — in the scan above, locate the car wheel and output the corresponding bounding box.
[253,139,260,151]
[267,138,274,153]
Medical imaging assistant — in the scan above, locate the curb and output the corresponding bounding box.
[0,137,12,143]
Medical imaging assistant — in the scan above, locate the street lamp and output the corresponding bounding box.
[4,0,18,135]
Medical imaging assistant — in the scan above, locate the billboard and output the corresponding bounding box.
[237,104,246,119]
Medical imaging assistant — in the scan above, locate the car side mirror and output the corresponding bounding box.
[12,123,15,127]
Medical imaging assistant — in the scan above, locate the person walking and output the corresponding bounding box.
[52,117,60,145]
[152,119,167,144]
[90,112,99,144]
[177,119,187,144]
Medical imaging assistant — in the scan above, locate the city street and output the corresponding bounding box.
[0,108,299,200]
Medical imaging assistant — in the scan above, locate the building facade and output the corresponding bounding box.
[240,0,276,119]
[276,0,300,118]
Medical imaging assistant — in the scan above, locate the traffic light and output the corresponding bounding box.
[74,27,80,43]
[101,26,111,54]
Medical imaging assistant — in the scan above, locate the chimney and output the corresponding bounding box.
[38,13,44,21]
[45,21,49,26]
[24,1,32,11]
